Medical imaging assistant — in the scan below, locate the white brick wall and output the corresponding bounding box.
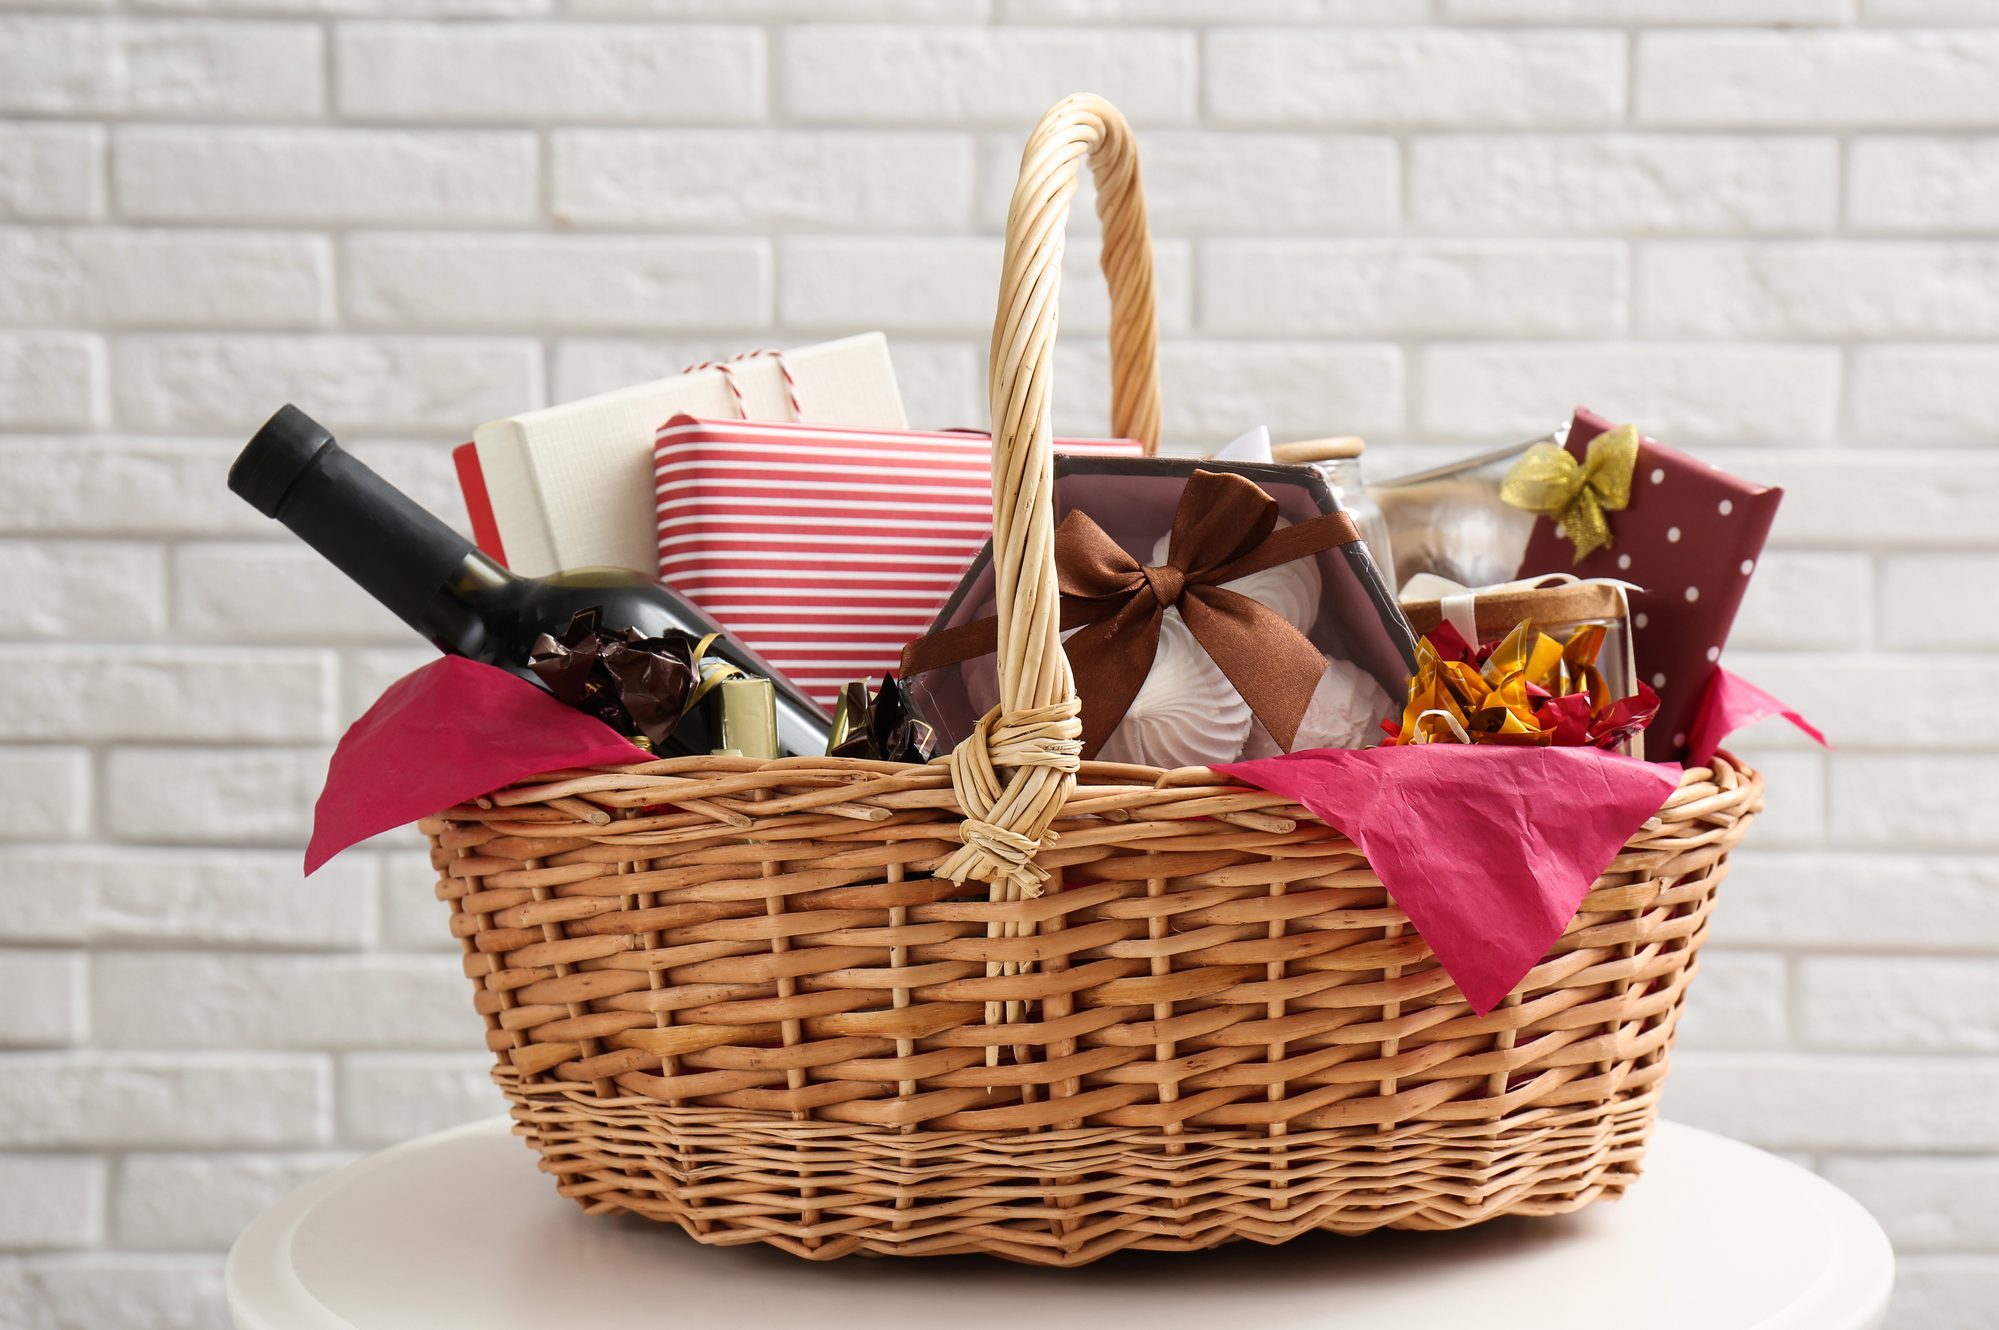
[0,4,1993,1327]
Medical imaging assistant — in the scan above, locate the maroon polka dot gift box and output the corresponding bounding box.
[1516,407,1782,765]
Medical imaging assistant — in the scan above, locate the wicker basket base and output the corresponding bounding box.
[499,1068,1664,1265]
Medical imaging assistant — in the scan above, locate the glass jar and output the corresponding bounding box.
[1271,436,1397,594]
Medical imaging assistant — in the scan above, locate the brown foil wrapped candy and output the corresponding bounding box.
[828,674,936,764]
[527,608,699,750]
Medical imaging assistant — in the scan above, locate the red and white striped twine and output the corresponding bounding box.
[679,349,802,420]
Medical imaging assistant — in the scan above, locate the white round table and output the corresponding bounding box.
[228,1118,1892,1330]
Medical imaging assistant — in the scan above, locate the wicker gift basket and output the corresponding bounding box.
[418,93,1762,1266]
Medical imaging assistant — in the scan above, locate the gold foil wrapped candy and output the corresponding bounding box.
[1388,618,1656,750]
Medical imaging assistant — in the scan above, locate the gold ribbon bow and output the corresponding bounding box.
[1499,423,1639,563]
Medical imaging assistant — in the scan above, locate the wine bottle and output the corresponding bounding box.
[228,404,831,757]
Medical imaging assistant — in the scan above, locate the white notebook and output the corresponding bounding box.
[473,333,907,576]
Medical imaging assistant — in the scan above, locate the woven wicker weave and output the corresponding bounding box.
[418,94,1763,1265]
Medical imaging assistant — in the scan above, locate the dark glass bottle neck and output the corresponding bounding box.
[264,438,519,655]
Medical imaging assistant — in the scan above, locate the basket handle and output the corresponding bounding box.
[936,93,1162,895]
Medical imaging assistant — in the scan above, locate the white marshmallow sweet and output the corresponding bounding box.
[1097,608,1254,768]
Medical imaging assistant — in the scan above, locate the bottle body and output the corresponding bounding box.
[230,406,831,756]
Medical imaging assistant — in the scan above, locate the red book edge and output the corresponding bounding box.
[452,442,508,568]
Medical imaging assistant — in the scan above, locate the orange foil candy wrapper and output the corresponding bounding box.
[1385,618,1658,751]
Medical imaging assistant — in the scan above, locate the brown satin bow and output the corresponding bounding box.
[903,469,1360,760]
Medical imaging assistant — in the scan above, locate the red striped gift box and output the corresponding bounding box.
[653,415,1142,708]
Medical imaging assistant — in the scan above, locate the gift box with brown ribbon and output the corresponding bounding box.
[902,456,1417,769]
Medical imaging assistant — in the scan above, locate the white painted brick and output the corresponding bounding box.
[1800,957,1999,1053]
[1851,346,1999,445]
[0,440,261,539]
[0,18,323,117]
[1415,343,1836,444]
[550,336,776,403]
[1447,0,1847,17]
[1881,554,1999,649]
[104,746,329,844]
[1865,0,1999,18]
[1665,1053,1999,1151]
[1640,242,1999,339]
[0,647,333,744]
[0,1156,103,1250]
[114,128,538,226]
[111,1151,353,1251]
[553,130,974,231]
[1637,31,1999,129]
[1871,0,1999,15]
[113,333,539,437]
[1715,851,1999,953]
[173,543,408,646]
[0,434,461,542]
[144,0,546,12]
[783,26,1196,126]
[981,131,1400,235]
[345,233,769,332]
[1829,754,1999,850]
[1207,30,1624,128]
[0,1254,227,1330]
[0,541,168,643]
[93,953,469,1051]
[0,227,331,330]
[1004,0,1423,17]
[0,951,86,1048]
[873,340,984,431]
[1730,552,1872,653]
[1822,1156,1999,1252]
[0,846,373,950]
[1863,0,1999,15]
[1724,653,1989,751]
[577,0,982,13]
[1202,240,1623,337]
[1739,449,1999,550]
[338,1051,499,1145]
[0,1054,327,1148]
[377,848,456,952]
[1887,1258,1999,1330]
[780,236,1192,336]
[1852,138,1999,234]
[336,21,763,123]
[0,124,102,222]
[1050,340,1405,445]
[0,334,101,431]
[1723,749,1826,849]
[1171,341,1405,443]
[1672,951,1788,1052]
[0,748,89,842]
[1410,136,1837,235]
